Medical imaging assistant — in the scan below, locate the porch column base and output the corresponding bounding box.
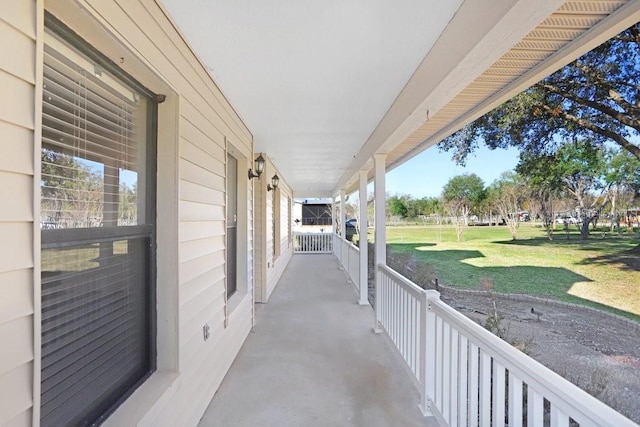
[418,403,433,417]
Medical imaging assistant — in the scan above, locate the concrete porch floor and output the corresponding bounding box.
[199,254,438,427]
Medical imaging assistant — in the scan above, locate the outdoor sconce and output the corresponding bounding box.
[267,174,279,192]
[248,154,265,180]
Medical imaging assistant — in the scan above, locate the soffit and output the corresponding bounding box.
[159,0,464,197]
[157,0,637,198]
[341,0,637,194]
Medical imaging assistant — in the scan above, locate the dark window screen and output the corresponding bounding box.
[301,204,332,226]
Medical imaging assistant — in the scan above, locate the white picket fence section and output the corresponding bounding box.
[376,264,637,427]
[293,232,332,253]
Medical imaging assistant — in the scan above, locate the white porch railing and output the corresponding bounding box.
[333,234,360,292]
[377,264,637,427]
[293,232,332,253]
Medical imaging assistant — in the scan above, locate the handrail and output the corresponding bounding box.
[375,263,637,427]
[333,233,361,295]
[293,232,332,253]
[428,297,637,427]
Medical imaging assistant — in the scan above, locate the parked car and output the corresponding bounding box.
[345,218,357,241]
[556,216,578,224]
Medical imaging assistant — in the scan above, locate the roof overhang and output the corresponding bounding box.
[159,0,639,198]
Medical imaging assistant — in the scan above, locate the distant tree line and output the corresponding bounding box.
[372,144,639,242]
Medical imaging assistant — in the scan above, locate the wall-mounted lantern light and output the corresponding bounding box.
[267,174,279,192]
[248,154,265,180]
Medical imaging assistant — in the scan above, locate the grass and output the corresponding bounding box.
[376,224,640,320]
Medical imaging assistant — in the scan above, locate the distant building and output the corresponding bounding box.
[293,199,333,228]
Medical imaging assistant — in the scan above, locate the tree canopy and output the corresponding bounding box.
[487,172,528,239]
[516,141,605,210]
[441,173,486,209]
[438,23,640,162]
[388,195,409,218]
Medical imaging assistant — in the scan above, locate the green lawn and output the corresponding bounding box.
[379,224,640,320]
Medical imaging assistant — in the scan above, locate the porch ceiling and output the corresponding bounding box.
[159,0,639,198]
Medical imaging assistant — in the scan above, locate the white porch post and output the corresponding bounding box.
[339,189,346,238]
[338,191,346,271]
[331,196,337,234]
[373,154,386,332]
[358,170,369,305]
[331,195,338,257]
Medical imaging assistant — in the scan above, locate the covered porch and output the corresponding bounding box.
[200,242,636,426]
[199,254,437,426]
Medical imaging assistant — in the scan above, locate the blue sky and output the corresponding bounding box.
[385,144,521,198]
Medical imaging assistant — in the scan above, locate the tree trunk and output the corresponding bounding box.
[581,217,590,239]
[610,189,617,233]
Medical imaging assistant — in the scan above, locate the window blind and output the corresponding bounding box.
[41,21,155,427]
[41,31,146,229]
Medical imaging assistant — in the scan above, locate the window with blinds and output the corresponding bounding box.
[41,15,156,426]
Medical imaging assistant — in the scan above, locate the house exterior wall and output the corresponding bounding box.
[0,1,38,425]
[254,156,293,304]
[0,0,257,425]
[254,173,266,304]
[265,188,292,301]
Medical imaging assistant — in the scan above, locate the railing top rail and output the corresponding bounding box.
[377,264,425,300]
[293,232,333,237]
[428,297,637,426]
[345,241,359,252]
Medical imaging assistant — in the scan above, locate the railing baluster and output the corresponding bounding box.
[509,371,523,427]
[550,405,570,427]
[442,321,451,422]
[527,388,544,427]
[494,361,506,427]
[411,297,416,375]
[450,328,459,427]
[469,343,479,426]
[403,290,409,361]
[479,351,491,427]
[459,335,469,427]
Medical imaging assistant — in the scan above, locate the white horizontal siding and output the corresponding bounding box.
[264,181,293,302]
[0,2,35,425]
[0,71,34,130]
[179,265,225,308]
[0,363,33,426]
[54,1,256,425]
[22,1,258,425]
[0,316,33,377]
[280,193,290,248]
[179,158,225,191]
[0,122,33,175]
[179,221,225,243]
[0,172,33,222]
[0,270,33,326]
[178,299,252,427]
[0,19,35,84]
[254,181,266,303]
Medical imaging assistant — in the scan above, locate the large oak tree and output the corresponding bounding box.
[439,23,640,162]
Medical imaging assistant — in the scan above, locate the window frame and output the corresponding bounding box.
[40,12,158,425]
